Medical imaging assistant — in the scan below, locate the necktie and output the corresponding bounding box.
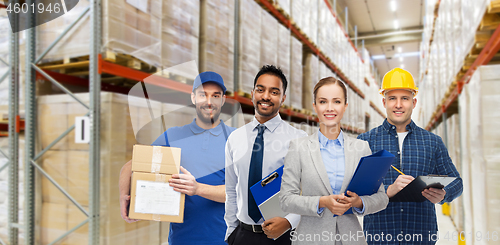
[248,124,266,223]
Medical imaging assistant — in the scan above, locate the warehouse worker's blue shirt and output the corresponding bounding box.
[357,119,463,245]
[152,119,235,245]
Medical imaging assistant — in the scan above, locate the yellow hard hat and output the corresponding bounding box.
[379,68,418,96]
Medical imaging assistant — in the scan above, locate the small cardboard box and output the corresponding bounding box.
[129,145,185,223]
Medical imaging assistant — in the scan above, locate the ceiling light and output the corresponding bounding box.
[390,1,397,12]
[398,47,402,53]
[394,20,399,29]
[401,64,405,69]
[399,57,403,62]
[371,52,420,60]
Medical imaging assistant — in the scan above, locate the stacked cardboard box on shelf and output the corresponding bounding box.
[277,24,291,106]
[199,0,235,92]
[357,93,366,130]
[317,0,336,60]
[260,9,279,67]
[301,0,318,45]
[31,0,377,111]
[162,0,200,70]
[290,36,303,109]
[318,61,334,80]
[364,79,385,130]
[347,89,357,128]
[238,0,261,94]
[458,78,473,240]
[275,0,290,17]
[292,0,367,107]
[445,114,464,232]
[360,48,371,81]
[302,52,319,111]
[352,90,362,129]
[31,0,381,114]
[418,0,490,125]
[290,0,303,36]
[452,65,500,244]
[477,69,500,235]
[36,0,199,75]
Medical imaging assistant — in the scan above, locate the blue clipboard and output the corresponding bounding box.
[249,165,288,220]
[340,149,395,215]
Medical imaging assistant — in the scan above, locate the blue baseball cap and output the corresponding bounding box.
[192,71,226,94]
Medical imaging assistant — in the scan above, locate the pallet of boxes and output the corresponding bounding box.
[129,145,185,223]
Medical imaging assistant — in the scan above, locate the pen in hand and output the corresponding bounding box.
[391,165,405,175]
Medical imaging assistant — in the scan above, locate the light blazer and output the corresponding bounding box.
[280,132,389,245]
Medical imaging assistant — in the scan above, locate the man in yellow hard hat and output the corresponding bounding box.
[357,68,463,244]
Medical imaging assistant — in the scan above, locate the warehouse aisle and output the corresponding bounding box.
[357,204,458,244]
[436,204,457,245]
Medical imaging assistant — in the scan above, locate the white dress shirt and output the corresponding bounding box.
[224,114,308,240]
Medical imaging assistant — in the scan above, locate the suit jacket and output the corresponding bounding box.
[280,132,389,245]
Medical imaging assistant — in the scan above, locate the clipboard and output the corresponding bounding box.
[249,165,288,221]
[389,175,457,202]
[339,150,395,216]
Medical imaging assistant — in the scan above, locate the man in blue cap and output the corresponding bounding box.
[119,71,236,245]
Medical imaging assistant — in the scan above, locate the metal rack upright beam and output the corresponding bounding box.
[232,0,240,128]
[8,0,20,244]
[89,0,102,244]
[24,0,37,244]
[18,0,102,243]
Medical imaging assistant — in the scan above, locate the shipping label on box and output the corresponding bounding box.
[129,172,185,223]
[129,145,185,223]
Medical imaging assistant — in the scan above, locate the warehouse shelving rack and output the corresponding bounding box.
[257,0,366,99]
[257,0,386,120]
[426,23,500,131]
[424,2,500,131]
[30,0,379,132]
[3,0,389,244]
[3,0,101,244]
[256,0,389,128]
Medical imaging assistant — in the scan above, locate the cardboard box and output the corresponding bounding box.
[41,202,68,245]
[41,150,69,204]
[129,145,184,222]
[130,145,181,174]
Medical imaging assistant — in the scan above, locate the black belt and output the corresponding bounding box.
[239,221,263,233]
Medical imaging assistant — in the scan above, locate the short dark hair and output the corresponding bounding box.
[313,77,348,104]
[253,65,288,94]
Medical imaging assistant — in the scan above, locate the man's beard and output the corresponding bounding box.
[196,104,220,125]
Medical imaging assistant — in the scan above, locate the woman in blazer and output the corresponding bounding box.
[279,77,388,245]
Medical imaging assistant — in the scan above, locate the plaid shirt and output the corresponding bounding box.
[358,119,463,245]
